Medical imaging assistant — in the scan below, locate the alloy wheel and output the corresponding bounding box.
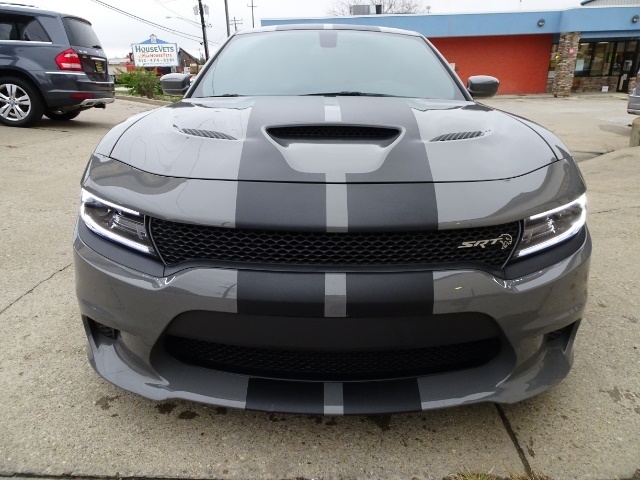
[0,83,32,122]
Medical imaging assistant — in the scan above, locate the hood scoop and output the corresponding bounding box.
[430,131,486,142]
[177,127,237,140]
[265,125,405,177]
[267,125,400,144]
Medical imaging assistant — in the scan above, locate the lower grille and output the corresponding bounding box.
[89,319,118,339]
[150,219,520,268]
[165,335,501,381]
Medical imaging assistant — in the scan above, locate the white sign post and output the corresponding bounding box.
[131,42,179,67]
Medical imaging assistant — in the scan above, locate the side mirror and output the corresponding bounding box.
[467,76,499,99]
[160,73,190,96]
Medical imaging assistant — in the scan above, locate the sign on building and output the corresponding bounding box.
[131,35,179,67]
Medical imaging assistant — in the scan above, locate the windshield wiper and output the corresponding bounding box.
[303,91,393,97]
[92,45,102,49]
[208,94,242,97]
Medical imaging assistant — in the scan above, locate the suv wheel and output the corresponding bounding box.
[44,109,81,121]
[0,77,44,127]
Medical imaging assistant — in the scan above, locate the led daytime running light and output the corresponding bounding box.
[80,189,155,255]
[516,194,587,258]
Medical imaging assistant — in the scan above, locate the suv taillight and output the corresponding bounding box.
[55,48,83,71]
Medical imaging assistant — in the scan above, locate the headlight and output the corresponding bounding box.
[80,189,155,255]
[515,194,586,258]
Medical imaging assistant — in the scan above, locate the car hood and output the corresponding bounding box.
[103,96,561,183]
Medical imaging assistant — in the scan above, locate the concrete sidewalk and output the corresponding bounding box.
[0,98,638,480]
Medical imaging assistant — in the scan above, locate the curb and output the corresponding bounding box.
[115,95,170,106]
[492,93,627,100]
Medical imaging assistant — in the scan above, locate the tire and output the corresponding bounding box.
[0,76,44,127]
[44,109,81,121]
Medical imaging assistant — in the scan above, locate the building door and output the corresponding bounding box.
[617,41,638,92]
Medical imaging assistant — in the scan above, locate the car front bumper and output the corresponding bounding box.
[74,220,591,415]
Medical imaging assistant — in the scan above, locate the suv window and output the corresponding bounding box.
[0,14,50,42]
[62,17,101,48]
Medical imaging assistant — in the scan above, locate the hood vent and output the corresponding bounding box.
[267,125,400,142]
[178,128,236,140]
[431,131,485,142]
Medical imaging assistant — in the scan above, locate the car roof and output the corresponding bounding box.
[236,23,422,37]
[0,2,88,22]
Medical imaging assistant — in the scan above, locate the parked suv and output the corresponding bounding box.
[0,3,114,127]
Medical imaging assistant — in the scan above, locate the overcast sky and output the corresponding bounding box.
[27,0,583,58]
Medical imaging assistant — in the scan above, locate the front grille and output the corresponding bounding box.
[150,219,520,268]
[267,125,400,141]
[165,335,501,381]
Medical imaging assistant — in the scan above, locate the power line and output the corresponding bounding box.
[88,0,221,45]
[151,0,200,28]
[89,0,203,41]
[88,0,201,41]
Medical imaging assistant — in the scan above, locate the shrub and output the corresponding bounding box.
[117,68,162,99]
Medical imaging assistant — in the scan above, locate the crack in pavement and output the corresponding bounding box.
[0,133,74,149]
[0,473,226,480]
[591,205,640,215]
[495,404,533,476]
[0,263,72,317]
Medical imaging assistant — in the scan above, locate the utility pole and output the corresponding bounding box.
[247,0,257,28]
[224,0,230,36]
[229,17,242,32]
[197,0,209,60]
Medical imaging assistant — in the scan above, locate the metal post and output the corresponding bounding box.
[247,0,257,28]
[197,0,210,60]
[224,0,230,36]
[230,17,242,32]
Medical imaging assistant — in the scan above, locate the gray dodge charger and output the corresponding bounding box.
[74,25,590,415]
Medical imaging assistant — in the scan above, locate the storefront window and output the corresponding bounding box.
[574,43,593,76]
[612,42,626,76]
[589,42,614,76]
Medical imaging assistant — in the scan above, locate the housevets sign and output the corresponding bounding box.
[132,39,179,67]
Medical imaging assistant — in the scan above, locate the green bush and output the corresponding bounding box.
[117,68,162,99]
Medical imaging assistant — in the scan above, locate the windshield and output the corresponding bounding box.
[192,30,463,100]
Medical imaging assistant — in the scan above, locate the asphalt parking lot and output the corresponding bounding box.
[1,95,639,480]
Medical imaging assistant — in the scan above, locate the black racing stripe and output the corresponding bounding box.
[237,96,325,183]
[345,272,434,317]
[246,379,324,414]
[235,181,326,230]
[237,271,325,317]
[339,97,434,183]
[346,183,438,231]
[343,379,421,414]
